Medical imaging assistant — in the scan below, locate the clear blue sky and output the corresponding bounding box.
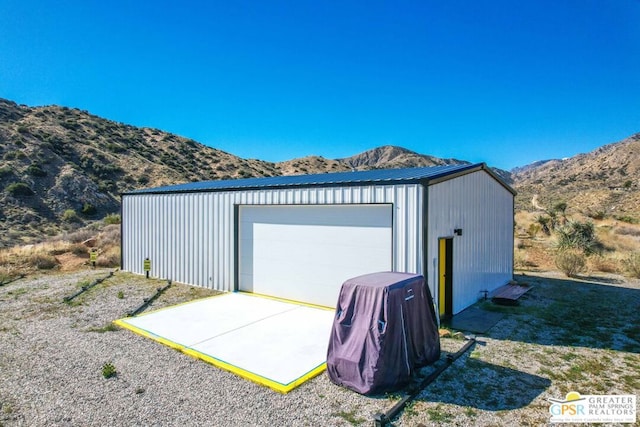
[1,1,639,170]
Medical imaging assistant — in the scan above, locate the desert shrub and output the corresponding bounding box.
[623,253,640,279]
[65,229,94,244]
[95,246,120,268]
[60,120,80,130]
[103,213,121,225]
[6,182,34,196]
[98,180,116,192]
[586,210,606,220]
[553,201,568,216]
[106,143,125,153]
[160,153,175,165]
[527,223,540,238]
[28,252,59,270]
[614,215,638,224]
[536,215,552,235]
[555,220,602,255]
[93,163,123,179]
[48,242,73,255]
[514,251,526,269]
[0,265,19,284]
[615,226,640,237]
[514,250,538,269]
[70,243,89,257]
[27,163,47,177]
[589,255,619,274]
[555,250,586,277]
[62,209,80,223]
[81,203,97,216]
[98,224,120,247]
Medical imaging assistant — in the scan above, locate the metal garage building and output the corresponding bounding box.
[121,163,515,316]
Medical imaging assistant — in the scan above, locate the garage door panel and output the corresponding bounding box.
[253,250,390,282]
[249,234,389,262]
[239,205,393,307]
[246,220,390,236]
[249,231,390,270]
[251,224,389,248]
[252,243,390,273]
[240,205,389,228]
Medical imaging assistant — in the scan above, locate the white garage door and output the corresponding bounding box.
[238,204,393,307]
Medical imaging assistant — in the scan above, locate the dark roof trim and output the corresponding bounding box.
[124,177,430,196]
[122,163,516,196]
[483,164,518,195]
[426,163,517,195]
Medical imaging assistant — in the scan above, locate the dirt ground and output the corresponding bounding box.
[0,269,638,426]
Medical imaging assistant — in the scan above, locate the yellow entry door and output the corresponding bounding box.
[438,238,453,318]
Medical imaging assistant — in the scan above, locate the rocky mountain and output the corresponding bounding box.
[275,155,351,175]
[511,133,640,218]
[0,98,282,247]
[338,145,467,169]
[277,146,470,175]
[1,96,638,247]
[510,159,556,175]
[336,145,515,184]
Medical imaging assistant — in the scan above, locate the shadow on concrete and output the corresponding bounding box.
[443,306,505,334]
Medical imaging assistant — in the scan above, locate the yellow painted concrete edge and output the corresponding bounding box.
[112,318,326,394]
[128,289,333,320]
[236,291,335,311]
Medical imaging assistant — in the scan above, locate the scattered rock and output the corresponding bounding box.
[82,237,97,248]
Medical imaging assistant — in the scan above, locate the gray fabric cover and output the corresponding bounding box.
[326,272,440,395]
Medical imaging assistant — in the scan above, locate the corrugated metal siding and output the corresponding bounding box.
[122,184,423,291]
[427,170,514,314]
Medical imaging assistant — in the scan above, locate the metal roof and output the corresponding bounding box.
[125,162,514,195]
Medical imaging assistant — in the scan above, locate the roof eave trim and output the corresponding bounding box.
[121,177,427,196]
[424,163,517,195]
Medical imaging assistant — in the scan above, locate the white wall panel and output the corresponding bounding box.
[427,171,514,314]
[122,184,423,292]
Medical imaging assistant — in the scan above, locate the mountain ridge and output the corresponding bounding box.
[1,97,638,247]
[511,132,640,215]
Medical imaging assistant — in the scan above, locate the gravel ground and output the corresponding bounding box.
[1,269,638,426]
